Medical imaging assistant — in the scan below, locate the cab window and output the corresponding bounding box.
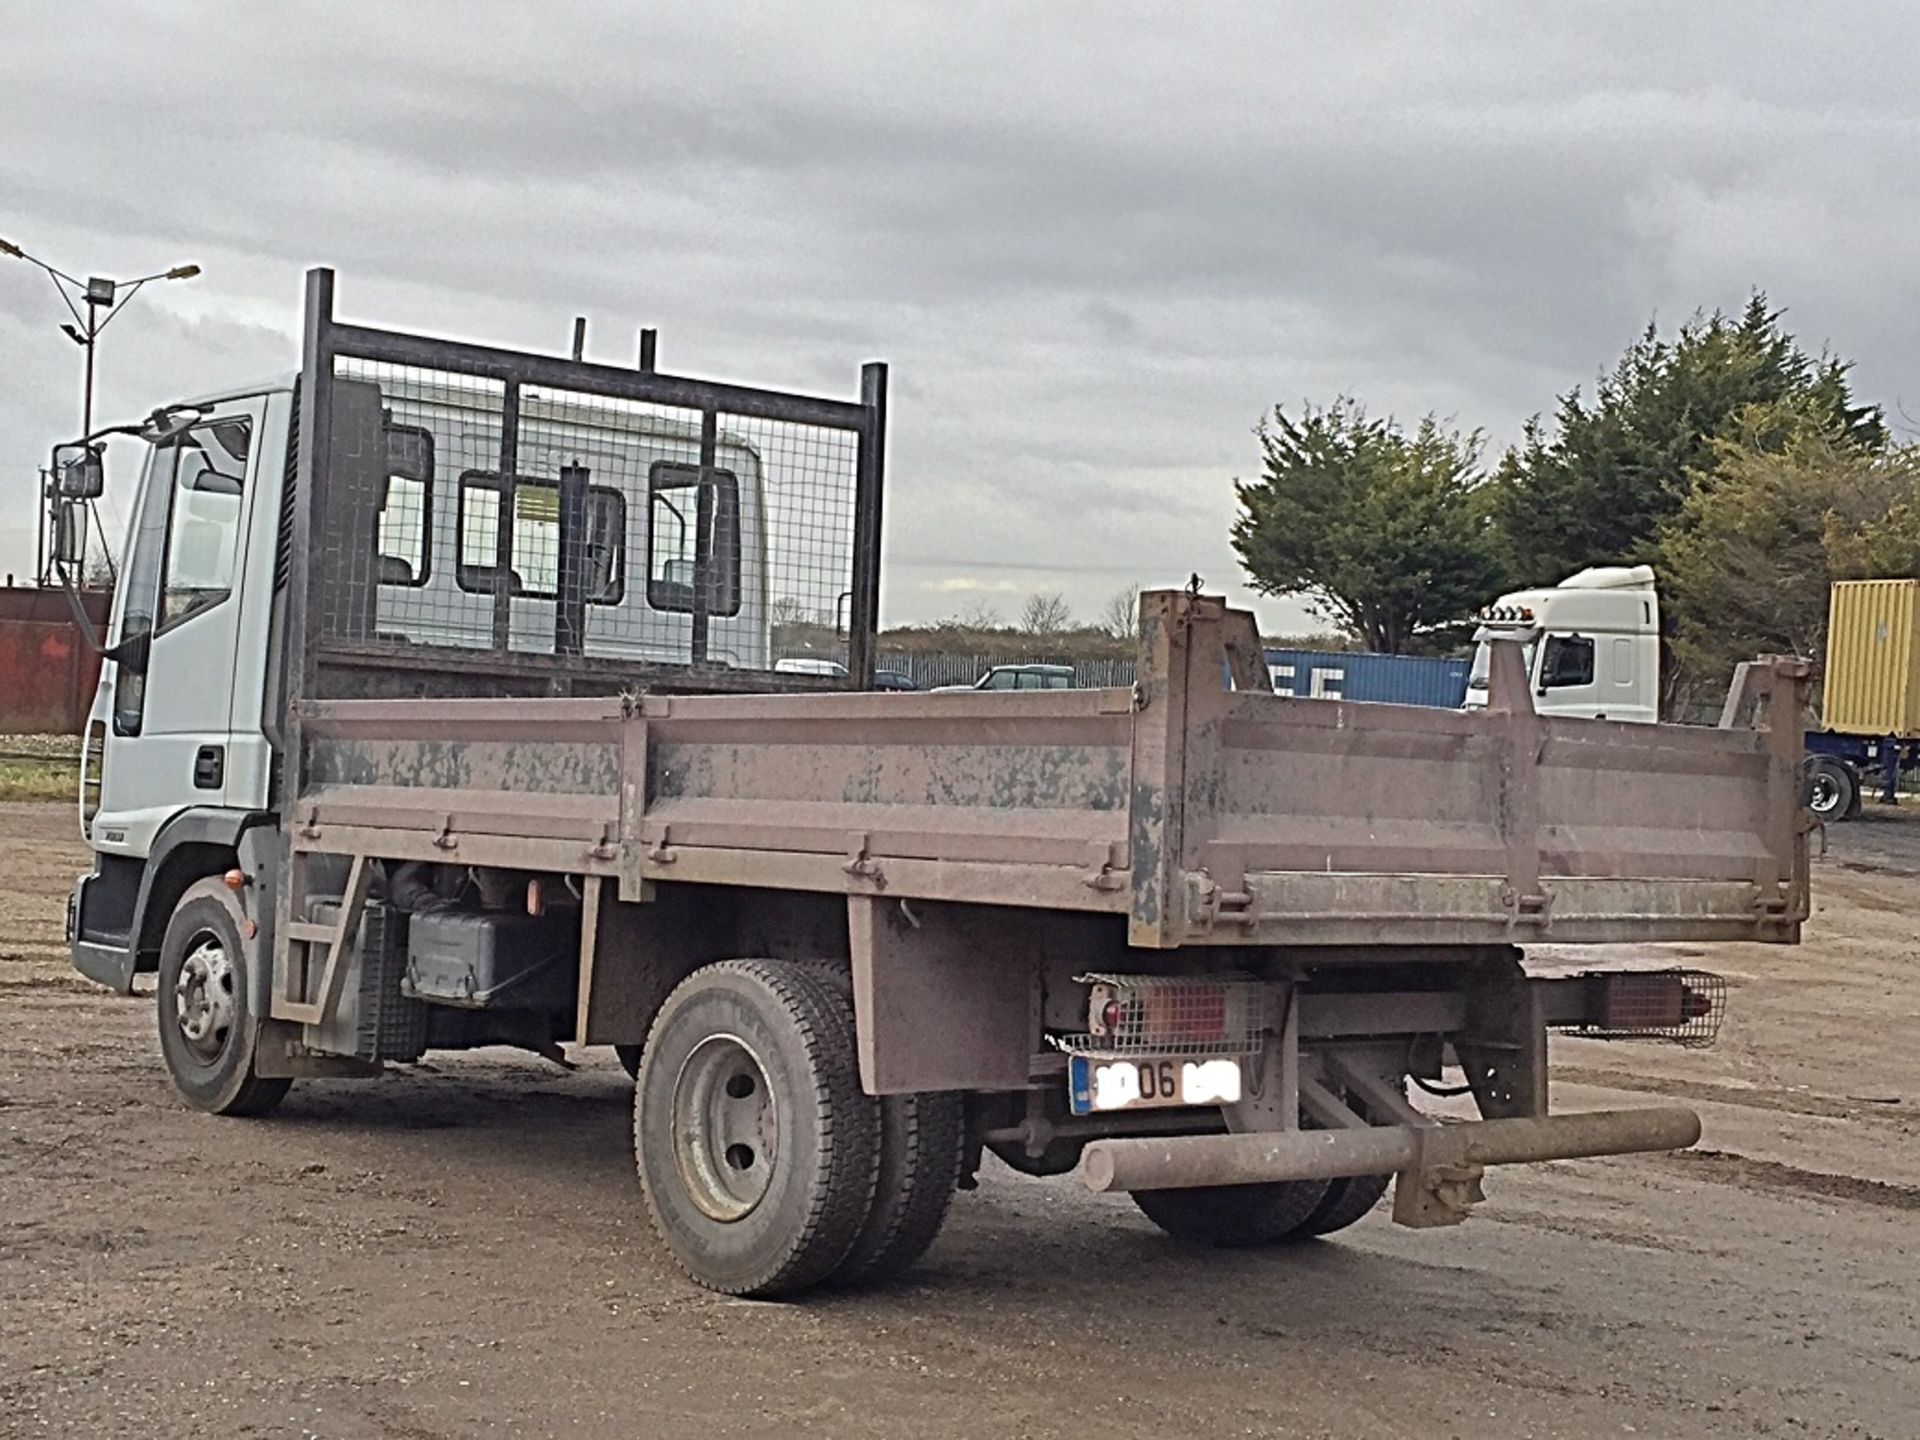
[647,462,741,615]
[376,424,433,586]
[456,473,625,602]
[1539,635,1595,689]
[114,416,254,736]
[158,419,252,633]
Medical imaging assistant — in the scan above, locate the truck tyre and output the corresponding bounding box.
[1295,1173,1391,1237]
[836,1090,965,1287]
[1805,756,1858,822]
[634,960,880,1298]
[1132,1178,1331,1248]
[1289,1074,1405,1238]
[986,1134,1086,1177]
[154,879,291,1117]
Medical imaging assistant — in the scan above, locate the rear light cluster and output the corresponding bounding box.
[1060,974,1267,1059]
[1564,968,1726,1048]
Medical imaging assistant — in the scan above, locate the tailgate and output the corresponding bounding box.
[1129,594,1809,948]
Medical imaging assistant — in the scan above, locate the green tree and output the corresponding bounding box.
[1658,401,1920,702]
[1495,294,1883,585]
[1231,400,1507,653]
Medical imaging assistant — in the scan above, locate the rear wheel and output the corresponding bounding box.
[1132,1072,1404,1245]
[836,1090,965,1286]
[155,879,290,1117]
[1805,756,1858,823]
[1292,1075,1404,1238]
[1295,1173,1391,1237]
[1132,1177,1332,1247]
[634,960,879,1297]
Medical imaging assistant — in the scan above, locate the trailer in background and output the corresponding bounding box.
[1264,647,1468,708]
[1803,579,1920,819]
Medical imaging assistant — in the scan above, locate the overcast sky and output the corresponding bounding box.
[5,2,1918,633]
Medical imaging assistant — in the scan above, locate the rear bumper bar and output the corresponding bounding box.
[1080,1106,1702,1196]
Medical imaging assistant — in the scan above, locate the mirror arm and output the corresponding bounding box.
[102,629,151,670]
[48,560,148,669]
[52,563,108,658]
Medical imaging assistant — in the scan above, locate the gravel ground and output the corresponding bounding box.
[1,800,1916,1439]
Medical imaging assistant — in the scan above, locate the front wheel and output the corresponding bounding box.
[155,879,290,1117]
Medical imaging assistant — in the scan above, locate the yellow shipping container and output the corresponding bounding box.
[1822,579,1920,737]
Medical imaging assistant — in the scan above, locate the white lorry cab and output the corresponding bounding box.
[1466,565,1661,724]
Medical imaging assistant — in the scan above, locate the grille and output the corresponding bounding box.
[1054,973,1272,1059]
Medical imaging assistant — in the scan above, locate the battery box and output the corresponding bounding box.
[403,910,576,1011]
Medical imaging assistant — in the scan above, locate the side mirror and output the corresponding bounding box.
[52,442,105,499]
[53,499,89,568]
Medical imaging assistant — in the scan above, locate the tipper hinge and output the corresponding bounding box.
[1083,842,1127,892]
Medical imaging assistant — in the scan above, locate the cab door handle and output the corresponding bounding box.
[193,745,225,790]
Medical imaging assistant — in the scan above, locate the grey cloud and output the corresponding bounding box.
[4,2,1918,628]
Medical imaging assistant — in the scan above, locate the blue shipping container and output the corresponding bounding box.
[1264,649,1469,708]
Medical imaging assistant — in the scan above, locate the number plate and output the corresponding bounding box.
[1067,1054,1244,1115]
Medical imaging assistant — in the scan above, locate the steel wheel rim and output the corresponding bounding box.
[174,933,236,1063]
[1809,771,1840,817]
[671,1033,777,1222]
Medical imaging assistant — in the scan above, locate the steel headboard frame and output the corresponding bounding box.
[285,266,887,714]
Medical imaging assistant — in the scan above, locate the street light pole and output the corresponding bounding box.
[0,238,200,584]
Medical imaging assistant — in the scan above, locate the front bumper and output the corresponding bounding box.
[68,873,138,994]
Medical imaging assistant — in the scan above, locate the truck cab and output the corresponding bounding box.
[1465,565,1660,723]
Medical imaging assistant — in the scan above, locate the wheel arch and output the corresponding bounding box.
[132,808,276,972]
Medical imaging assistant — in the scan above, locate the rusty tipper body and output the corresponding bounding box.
[56,269,1811,1297]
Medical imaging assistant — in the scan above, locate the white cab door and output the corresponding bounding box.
[90,398,266,857]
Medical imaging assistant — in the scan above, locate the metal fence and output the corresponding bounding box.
[294,269,886,701]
